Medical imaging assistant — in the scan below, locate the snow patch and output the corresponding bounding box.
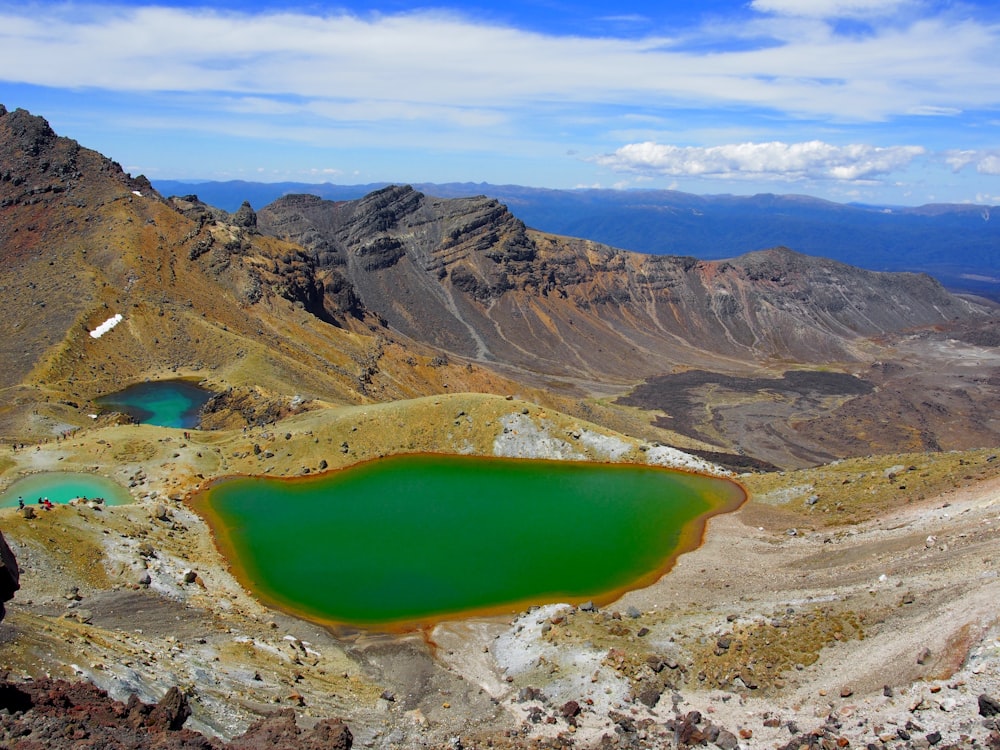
[89,313,123,339]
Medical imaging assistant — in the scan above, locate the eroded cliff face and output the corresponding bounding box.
[258,186,987,381]
[257,186,537,358]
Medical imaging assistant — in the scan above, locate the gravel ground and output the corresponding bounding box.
[0,405,999,748]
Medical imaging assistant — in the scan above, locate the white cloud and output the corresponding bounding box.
[907,106,963,117]
[594,140,926,182]
[945,149,1000,175]
[980,155,1000,175]
[750,0,913,18]
[1,2,998,202]
[944,150,979,171]
[0,3,996,126]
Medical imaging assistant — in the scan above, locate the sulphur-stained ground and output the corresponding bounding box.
[1,396,1000,748]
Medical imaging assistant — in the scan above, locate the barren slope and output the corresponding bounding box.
[257,186,988,384]
[0,108,559,445]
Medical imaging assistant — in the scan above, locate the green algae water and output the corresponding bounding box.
[0,472,132,508]
[198,454,745,628]
[95,379,213,429]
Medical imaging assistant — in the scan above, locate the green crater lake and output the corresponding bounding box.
[95,379,214,429]
[0,472,132,508]
[197,454,745,628]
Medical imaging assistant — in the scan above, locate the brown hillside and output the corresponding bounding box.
[0,108,547,443]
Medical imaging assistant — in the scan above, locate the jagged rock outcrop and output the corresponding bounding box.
[0,530,19,621]
[199,386,315,430]
[231,200,258,230]
[258,186,990,381]
[226,710,353,750]
[164,195,332,316]
[0,677,213,748]
[0,104,158,216]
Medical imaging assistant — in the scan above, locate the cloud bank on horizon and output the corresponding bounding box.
[0,0,998,205]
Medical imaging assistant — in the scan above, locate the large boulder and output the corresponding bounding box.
[0,530,19,621]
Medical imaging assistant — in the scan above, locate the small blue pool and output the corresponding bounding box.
[94,379,214,429]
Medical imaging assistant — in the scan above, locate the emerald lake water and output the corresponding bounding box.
[0,471,132,508]
[95,379,214,429]
[197,454,745,628]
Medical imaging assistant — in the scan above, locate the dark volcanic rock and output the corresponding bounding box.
[981,693,1000,717]
[0,530,19,621]
[227,709,353,750]
[148,686,192,731]
[122,687,193,732]
[0,676,353,750]
[0,676,216,749]
[559,699,581,718]
[619,368,875,447]
[231,200,258,230]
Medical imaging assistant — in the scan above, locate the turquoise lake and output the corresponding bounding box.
[0,471,133,508]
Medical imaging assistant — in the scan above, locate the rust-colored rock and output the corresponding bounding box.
[0,677,352,750]
[226,708,352,750]
[0,677,215,749]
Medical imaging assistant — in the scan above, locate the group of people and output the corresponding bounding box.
[17,496,54,510]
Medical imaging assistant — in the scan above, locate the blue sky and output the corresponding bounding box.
[1,0,999,204]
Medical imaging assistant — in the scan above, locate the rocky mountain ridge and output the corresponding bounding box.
[257,185,988,383]
[153,178,1000,301]
[0,106,543,442]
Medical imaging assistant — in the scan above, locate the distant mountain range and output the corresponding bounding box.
[153,179,1000,300]
[244,186,984,382]
[3,103,998,465]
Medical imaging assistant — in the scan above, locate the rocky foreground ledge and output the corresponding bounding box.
[2,416,1000,749]
[2,673,999,749]
[0,676,353,750]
